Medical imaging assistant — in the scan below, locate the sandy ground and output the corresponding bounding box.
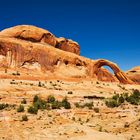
[0,78,140,140]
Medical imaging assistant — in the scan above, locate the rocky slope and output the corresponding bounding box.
[126,66,140,84]
[0,25,136,84]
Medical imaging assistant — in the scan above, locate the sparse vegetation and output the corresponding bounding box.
[0,103,9,110]
[51,100,62,109]
[21,98,27,104]
[47,95,55,103]
[38,81,42,87]
[12,71,20,76]
[61,97,71,109]
[96,81,100,84]
[28,95,71,113]
[17,105,24,112]
[126,89,140,105]
[94,107,99,113]
[28,106,38,114]
[124,122,130,128]
[67,91,73,94]
[22,114,28,121]
[75,102,94,109]
[105,89,140,108]
[33,98,47,110]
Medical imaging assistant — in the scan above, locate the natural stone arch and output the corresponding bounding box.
[93,59,134,84]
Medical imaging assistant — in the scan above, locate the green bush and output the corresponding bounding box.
[112,94,119,100]
[34,99,47,110]
[22,115,28,121]
[47,95,55,103]
[61,97,71,109]
[51,101,62,109]
[126,89,140,105]
[105,89,140,108]
[33,95,39,103]
[28,106,38,114]
[118,95,125,104]
[105,99,119,108]
[17,105,24,112]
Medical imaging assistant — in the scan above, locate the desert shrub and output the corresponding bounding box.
[96,81,100,84]
[72,117,75,121]
[47,95,55,103]
[12,71,20,76]
[0,103,9,110]
[33,95,39,103]
[46,103,51,110]
[22,115,28,121]
[112,94,119,100]
[118,95,125,104]
[83,102,93,109]
[86,118,89,122]
[99,126,103,132]
[124,122,130,128]
[75,102,80,108]
[21,98,27,104]
[34,100,47,110]
[126,89,140,105]
[16,71,20,76]
[51,100,62,109]
[94,107,99,113]
[67,91,73,94]
[33,95,47,110]
[28,106,38,114]
[17,105,24,112]
[126,96,139,105]
[105,99,119,108]
[61,97,71,109]
[105,89,140,108]
[38,81,42,87]
[75,102,93,109]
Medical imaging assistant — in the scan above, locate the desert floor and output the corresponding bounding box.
[0,78,140,140]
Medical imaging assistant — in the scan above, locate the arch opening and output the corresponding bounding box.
[93,59,133,84]
[102,66,114,74]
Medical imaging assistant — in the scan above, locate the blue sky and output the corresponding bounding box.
[0,0,140,71]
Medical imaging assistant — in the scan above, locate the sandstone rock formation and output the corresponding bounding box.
[0,25,80,55]
[126,66,140,84]
[0,25,136,84]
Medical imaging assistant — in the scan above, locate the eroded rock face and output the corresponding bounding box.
[0,25,135,84]
[56,38,80,55]
[0,25,80,55]
[126,67,140,84]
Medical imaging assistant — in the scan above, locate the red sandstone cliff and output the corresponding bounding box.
[0,25,136,84]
